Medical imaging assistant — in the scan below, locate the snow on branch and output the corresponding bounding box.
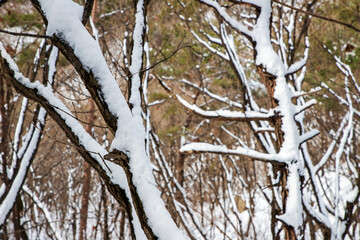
[191,30,230,61]
[180,142,285,165]
[0,110,45,226]
[321,83,360,117]
[198,0,252,39]
[128,0,147,119]
[299,129,320,145]
[23,186,64,240]
[158,75,275,121]
[200,30,222,45]
[0,41,57,228]
[180,79,243,109]
[286,58,306,75]
[292,86,322,99]
[294,99,317,115]
[176,94,276,121]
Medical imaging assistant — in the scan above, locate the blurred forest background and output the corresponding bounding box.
[0,0,359,239]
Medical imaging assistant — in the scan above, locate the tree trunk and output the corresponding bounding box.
[79,99,95,240]
[258,69,296,240]
[12,197,28,240]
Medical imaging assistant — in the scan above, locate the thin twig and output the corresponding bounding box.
[49,104,107,129]
[0,29,51,39]
[272,0,360,33]
[141,36,189,74]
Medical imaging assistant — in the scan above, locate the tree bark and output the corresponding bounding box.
[258,68,295,240]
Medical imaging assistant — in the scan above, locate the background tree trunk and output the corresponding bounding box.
[79,99,95,240]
